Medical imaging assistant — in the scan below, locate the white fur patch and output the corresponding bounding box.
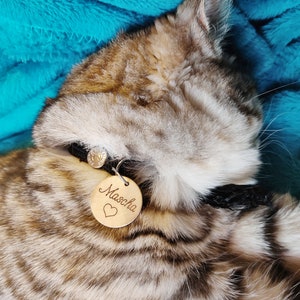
[231,209,271,257]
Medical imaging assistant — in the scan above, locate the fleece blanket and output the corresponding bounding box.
[0,0,299,198]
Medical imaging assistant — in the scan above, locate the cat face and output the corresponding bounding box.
[34,0,262,209]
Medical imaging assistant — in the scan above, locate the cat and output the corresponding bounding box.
[1,0,300,299]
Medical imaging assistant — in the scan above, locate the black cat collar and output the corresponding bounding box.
[68,142,272,211]
[67,142,133,177]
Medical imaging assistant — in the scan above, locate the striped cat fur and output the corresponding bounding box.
[1,0,300,299]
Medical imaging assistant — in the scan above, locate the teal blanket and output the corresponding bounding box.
[1,0,299,197]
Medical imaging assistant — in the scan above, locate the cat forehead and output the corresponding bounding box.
[58,13,219,100]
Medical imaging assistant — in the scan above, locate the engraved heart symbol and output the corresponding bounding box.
[103,203,118,218]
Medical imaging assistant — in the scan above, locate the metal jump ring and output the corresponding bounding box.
[112,158,129,186]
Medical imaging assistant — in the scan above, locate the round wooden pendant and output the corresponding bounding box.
[90,176,143,228]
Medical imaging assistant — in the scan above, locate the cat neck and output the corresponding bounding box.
[66,143,270,212]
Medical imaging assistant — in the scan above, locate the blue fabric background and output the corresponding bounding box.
[0,0,299,197]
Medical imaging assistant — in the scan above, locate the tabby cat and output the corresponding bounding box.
[1,0,299,299]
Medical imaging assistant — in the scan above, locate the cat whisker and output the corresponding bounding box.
[260,140,295,164]
[259,112,289,140]
[258,129,283,148]
[258,112,290,150]
[249,80,300,102]
[259,139,278,151]
[255,172,272,181]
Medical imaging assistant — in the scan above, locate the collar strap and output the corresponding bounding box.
[68,143,132,176]
[202,184,272,210]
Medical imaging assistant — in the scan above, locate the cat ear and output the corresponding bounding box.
[176,0,231,51]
